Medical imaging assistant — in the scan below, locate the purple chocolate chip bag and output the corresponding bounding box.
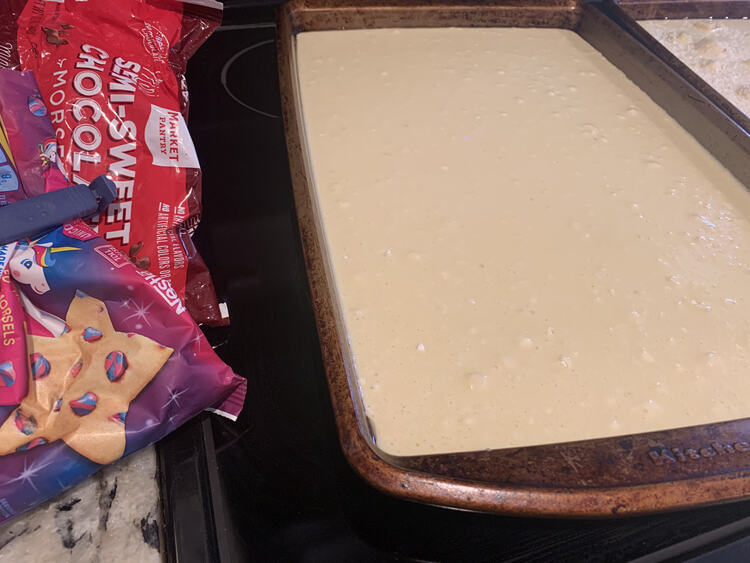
[0,222,246,524]
[0,68,69,204]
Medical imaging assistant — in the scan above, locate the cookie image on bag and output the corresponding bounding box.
[0,293,173,464]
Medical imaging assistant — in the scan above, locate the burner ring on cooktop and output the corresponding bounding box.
[221,39,280,119]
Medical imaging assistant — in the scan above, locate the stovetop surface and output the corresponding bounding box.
[158,3,750,561]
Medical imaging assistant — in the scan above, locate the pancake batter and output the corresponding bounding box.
[297,28,750,455]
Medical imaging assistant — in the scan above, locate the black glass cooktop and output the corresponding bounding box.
[158,2,750,561]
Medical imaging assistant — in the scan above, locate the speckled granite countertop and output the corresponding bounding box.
[641,18,750,117]
[0,446,162,561]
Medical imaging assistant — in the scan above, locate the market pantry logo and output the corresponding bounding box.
[648,441,750,465]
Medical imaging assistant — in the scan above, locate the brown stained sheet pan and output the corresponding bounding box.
[277,0,750,517]
[609,0,750,133]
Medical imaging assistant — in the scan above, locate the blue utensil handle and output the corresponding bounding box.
[0,175,116,246]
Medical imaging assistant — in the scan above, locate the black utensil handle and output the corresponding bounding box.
[0,175,116,246]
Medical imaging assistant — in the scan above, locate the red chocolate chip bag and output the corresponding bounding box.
[0,0,226,325]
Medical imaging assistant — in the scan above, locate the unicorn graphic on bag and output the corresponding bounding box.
[39,138,69,192]
[9,237,79,294]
